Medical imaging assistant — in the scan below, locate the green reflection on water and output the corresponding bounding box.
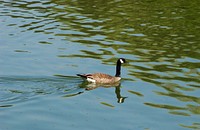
[180,123,200,130]
[144,102,200,116]
[63,91,84,98]
[169,111,190,116]
[100,102,115,108]
[144,102,186,110]
[0,105,13,108]
[155,91,200,103]
[128,90,144,97]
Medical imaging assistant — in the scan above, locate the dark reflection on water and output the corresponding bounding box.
[78,81,127,103]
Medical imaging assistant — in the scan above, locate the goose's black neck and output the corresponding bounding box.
[115,60,122,77]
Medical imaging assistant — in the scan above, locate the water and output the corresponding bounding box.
[0,0,200,130]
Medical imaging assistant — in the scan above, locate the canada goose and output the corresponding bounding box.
[77,58,126,84]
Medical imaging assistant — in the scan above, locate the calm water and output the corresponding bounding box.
[0,0,200,130]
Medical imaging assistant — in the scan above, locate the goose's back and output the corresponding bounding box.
[91,73,121,83]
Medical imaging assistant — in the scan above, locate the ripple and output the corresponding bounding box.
[0,76,83,106]
[0,0,61,36]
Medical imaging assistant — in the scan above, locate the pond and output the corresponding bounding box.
[0,0,200,130]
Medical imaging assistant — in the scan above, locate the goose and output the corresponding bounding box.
[77,58,126,84]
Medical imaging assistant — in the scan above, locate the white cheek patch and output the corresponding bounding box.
[86,77,96,83]
[120,59,124,63]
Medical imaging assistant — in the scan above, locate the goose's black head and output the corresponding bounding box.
[115,58,126,77]
[118,58,126,64]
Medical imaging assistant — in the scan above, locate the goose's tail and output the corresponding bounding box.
[76,74,87,78]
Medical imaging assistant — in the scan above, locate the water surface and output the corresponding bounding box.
[0,0,200,130]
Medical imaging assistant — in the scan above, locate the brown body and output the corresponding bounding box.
[77,58,126,84]
[79,73,121,84]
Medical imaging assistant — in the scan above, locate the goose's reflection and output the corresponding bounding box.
[79,81,127,103]
[115,84,127,103]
